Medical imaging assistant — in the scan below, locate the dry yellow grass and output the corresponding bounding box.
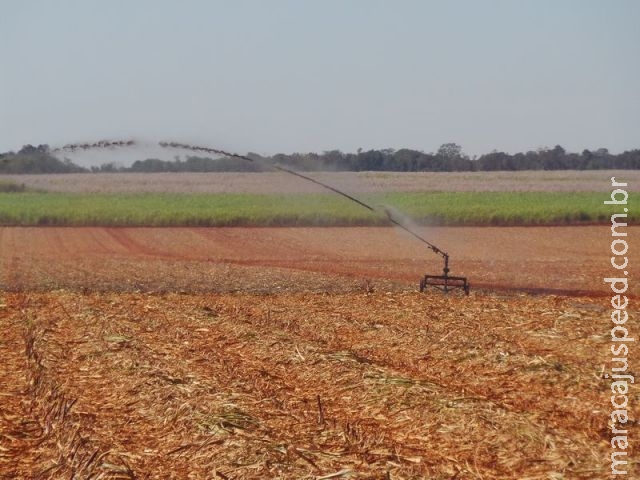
[1,170,638,194]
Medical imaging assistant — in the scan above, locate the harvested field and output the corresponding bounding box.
[0,226,629,295]
[0,225,637,478]
[0,290,633,478]
[2,170,639,194]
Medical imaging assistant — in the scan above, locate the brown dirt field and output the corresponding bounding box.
[0,225,633,296]
[2,170,639,194]
[1,226,637,478]
[1,290,636,478]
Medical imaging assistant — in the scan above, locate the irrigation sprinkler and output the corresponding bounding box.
[52,138,470,294]
[159,141,471,296]
[381,209,469,295]
[419,252,470,295]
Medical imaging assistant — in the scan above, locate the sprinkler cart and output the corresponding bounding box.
[419,251,470,295]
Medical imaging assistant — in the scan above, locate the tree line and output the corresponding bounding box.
[1,143,639,174]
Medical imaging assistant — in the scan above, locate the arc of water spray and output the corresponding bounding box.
[51,138,448,259]
[159,141,448,259]
[52,139,137,153]
[159,142,376,213]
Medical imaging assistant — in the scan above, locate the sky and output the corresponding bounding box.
[1,0,638,164]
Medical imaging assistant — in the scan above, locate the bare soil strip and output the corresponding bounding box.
[0,226,632,296]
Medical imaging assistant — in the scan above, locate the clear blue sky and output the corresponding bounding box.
[1,0,638,159]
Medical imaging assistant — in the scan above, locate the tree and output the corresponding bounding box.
[393,149,422,171]
[437,143,463,160]
[477,151,511,171]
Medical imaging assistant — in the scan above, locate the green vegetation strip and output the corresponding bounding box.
[0,192,627,227]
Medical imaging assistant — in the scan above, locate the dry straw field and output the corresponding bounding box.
[0,171,637,479]
[4,169,640,194]
[0,290,619,479]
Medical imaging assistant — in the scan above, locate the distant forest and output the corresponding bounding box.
[1,143,640,174]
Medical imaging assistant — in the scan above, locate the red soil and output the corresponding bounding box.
[1,225,631,296]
